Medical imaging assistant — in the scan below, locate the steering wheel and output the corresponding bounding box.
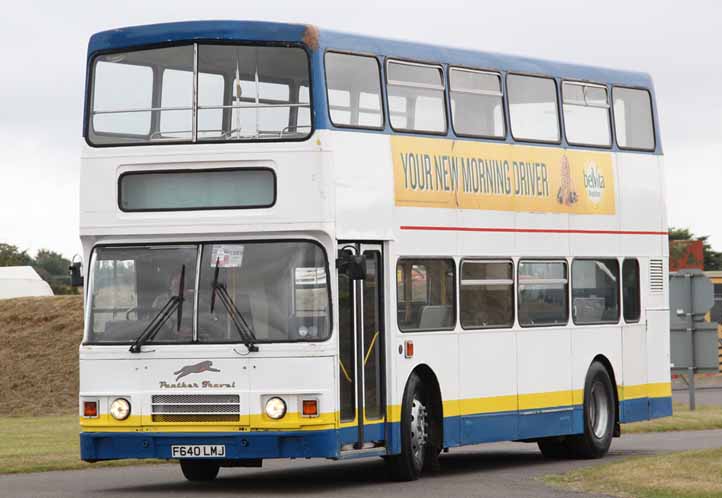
[125,307,138,320]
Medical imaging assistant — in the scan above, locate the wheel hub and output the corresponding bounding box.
[590,381,610,439]
[410,398,428,468]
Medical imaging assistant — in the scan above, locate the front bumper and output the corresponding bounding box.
[80,430,340,462]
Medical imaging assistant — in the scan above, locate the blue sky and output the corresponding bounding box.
[1,0,720,258]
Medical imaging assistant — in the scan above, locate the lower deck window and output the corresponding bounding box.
[572,259,620,324]
[397,258,455,331]
[518,260,568,327]
[622,259,641,323]
[460,260,513,329]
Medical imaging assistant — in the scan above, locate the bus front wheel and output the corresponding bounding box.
[387,372,431,481]
[180,460,220,481]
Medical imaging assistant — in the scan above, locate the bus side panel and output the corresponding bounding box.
[330,131,395,241]
[621,319,649,422]
[458,330,518,444]
[515,211,575,440]
[516,327,575,440]
[390,333,461,449]
[646,308,672,419]
[571,325,623,433]
[391,207,462,450]
[618,153,664,256]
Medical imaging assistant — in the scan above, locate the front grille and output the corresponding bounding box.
[151,394,240,423]
[152,414,240,423]
[152,394,239,404]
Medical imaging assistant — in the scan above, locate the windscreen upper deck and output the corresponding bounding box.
[88,43,311,145]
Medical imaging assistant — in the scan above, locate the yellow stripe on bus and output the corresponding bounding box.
[80,382,671,433]
[619,382,672,401]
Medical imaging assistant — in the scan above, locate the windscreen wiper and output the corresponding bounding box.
[129,265,185,353]
[210,259,259,352]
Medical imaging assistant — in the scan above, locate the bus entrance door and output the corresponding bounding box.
[338,242,386,452]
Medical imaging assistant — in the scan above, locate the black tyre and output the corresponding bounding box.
[180,460,220,481]
[537,437,571,459]
[567,362,615,459]
[386,372,431,481]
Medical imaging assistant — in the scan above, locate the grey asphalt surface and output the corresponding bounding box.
[3,430,722,498]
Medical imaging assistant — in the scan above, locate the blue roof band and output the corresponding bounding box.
[85,20,661,153]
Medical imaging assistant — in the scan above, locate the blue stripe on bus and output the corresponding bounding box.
[80,397,672,461]
[87,21,654,89]
[85,20,662,155]
[619,396,674,423]
[650,396,673,419]
[87,21,309,55]
[80,429,340,461]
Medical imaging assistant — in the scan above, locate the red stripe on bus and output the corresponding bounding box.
[399,226,668,236]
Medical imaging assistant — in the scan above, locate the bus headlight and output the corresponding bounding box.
[110,398,131,420]
[265,397,287,419]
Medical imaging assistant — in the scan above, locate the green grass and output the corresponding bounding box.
[0,416,164,474]
[622,403,722,434]
[546,447,722,498]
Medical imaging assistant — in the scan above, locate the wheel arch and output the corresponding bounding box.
[406,364,444,451]
[589,354,620,431]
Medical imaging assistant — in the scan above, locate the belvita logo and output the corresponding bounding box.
[583,161,606,204]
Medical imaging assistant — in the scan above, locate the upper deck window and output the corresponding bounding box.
[562,82,611,147]
[88,44,311,145]
[613,87,655,151]
[449,68,505,139]
[325,52,383,129]
[507,74,560,143]
[92,45,193,142]
[197,45,310,141]
[386,60,447,134]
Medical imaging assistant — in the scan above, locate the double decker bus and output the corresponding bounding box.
[78,20,671,481]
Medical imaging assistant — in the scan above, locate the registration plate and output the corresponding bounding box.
[171,445,226,458]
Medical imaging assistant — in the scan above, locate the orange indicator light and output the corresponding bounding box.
[83,401,98,418]
[405,340,414,358]
[302,399,318,417]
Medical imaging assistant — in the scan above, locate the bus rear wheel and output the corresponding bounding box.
[180,460,220,481]
[537,362,615,460]
[537,437,571,459]
[568,362,615,458]
[387,372,431,481]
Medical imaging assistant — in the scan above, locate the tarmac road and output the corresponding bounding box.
[3,430,722,498]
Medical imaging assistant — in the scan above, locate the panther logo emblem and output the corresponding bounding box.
[173,360,221,381]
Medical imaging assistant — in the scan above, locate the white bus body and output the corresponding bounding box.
[78,21,670,481]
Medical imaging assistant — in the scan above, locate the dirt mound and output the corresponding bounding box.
[0,296,83,416]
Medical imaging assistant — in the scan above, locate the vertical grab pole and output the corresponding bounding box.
[354,243,366,448]
[192,43,198,143]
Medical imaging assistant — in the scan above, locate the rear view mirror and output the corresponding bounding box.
[336,250,367,280]
[69,261,84,287]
